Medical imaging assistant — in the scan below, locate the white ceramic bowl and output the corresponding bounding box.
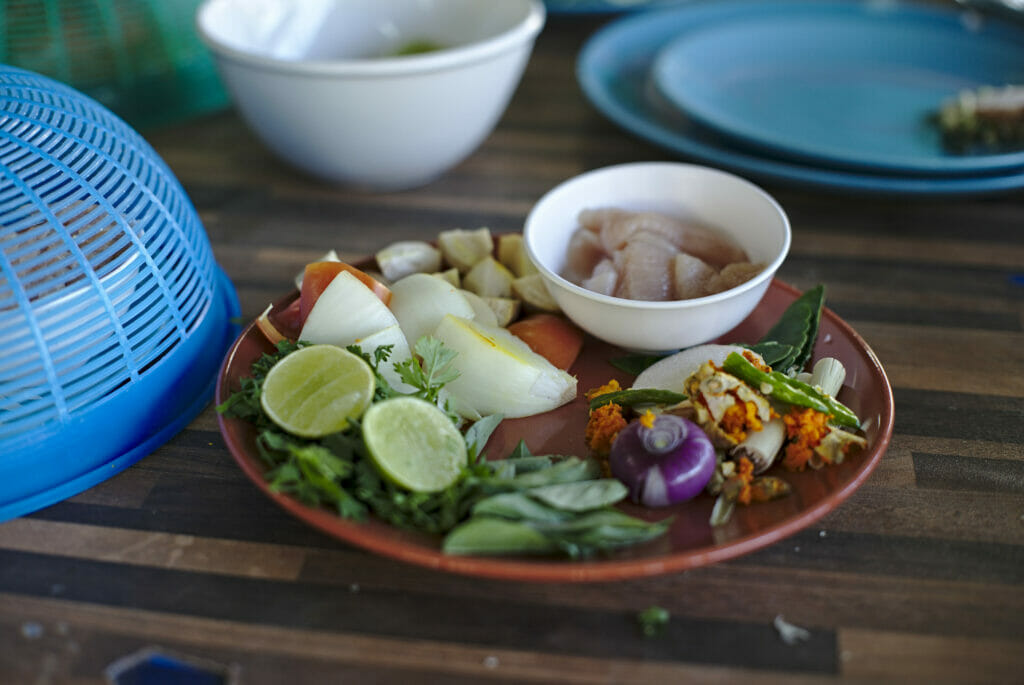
[523,162,791,353]
[197,0,545,190]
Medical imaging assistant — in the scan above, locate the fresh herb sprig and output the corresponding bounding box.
[349,337,461,424]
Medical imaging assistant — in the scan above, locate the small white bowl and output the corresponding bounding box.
[197,0,545,190]
[523,162,791,353]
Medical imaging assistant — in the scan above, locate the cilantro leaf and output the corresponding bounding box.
[394,336,460,404]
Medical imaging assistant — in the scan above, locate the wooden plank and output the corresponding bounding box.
[0,595,830,684]
[817,487,1024,546]
[0,520,305,580]
[839,628,1024,683]
[793,231,1024,268]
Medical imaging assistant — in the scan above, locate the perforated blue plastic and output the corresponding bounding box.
[0,65,240,520]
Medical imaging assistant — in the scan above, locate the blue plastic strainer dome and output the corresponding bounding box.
[0,64,240,520]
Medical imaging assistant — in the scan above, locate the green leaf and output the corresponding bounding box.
[347,343,399,401]
[507,440,534,460]
[744,340,795,368]
[542,516,671,558]
[535,508,666,533]
[416,335,460,388]
[754,284,825,373]
[465,413,503,461]
[526,479,628,512]
[502,455,555,474]
[637,606,670,637]
[507,456,602,488]
[472,492,570,523]
[608,353,666,376]
[442,517,559,556]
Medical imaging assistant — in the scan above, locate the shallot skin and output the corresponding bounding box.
[609,414,716,508]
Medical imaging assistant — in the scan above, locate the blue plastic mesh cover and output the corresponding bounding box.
[0,65,239,520]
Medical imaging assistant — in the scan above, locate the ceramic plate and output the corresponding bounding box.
[577,0,1024,194]
[650,1,1024,175]
[216,276,894,583]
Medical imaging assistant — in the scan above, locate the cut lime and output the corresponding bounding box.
[260,345,375,438]
[361,396,468,492]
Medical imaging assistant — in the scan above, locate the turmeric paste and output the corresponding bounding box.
[719,400,764,444]
[585,402,627,457]
[782,407,831,471]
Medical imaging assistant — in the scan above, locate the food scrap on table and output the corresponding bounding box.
[936,84,1024,153]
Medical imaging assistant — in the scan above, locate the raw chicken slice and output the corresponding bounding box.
[613,230,676,301]
[672,252,717,300]
[582,257,618,296]
[579,207,747,267]
[705,262,764,295]
[579,207,647,253]
[562,228,607,285]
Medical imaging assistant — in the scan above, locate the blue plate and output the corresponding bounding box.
[577,0,1024,194]
[651,1,1024,175]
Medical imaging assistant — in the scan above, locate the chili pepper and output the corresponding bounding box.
[722,352,860,429]
[787,375,860,429]
[588,388,687,412]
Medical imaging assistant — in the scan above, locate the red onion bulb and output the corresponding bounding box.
[609,414,716,507]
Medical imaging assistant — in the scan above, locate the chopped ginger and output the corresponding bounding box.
[782,407,831,471]
[585,403,627,457]
[735,456,755,505]
[719,400,764,443]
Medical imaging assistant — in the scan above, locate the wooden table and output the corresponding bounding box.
[2,10,1023,684]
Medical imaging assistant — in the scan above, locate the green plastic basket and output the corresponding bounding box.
[0,0,228,129]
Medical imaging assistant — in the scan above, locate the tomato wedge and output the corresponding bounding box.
[299,261,392,325]
[268,298,302,341]
[507,313,585,371]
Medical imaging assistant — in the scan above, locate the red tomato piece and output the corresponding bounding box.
[507,313,585,371]
[298,261,392,325]
[267,297,302,341]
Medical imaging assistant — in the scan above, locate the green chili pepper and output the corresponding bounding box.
[722,352,860,429]
[786,375,861,429]
[588,388,687,411]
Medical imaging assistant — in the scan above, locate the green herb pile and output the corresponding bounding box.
[218,338,669,558]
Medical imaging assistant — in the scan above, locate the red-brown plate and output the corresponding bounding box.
[216,278,893,582]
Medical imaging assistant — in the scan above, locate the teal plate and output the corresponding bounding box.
[577,0,1024,194]
[651,1,1024,175]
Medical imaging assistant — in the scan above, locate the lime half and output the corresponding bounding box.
[260,345,375,438]
[361,396,467,492]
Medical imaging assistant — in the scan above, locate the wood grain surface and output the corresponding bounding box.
[2,7,1023,684]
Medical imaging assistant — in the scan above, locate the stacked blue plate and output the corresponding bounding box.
[577,0,1024,194]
